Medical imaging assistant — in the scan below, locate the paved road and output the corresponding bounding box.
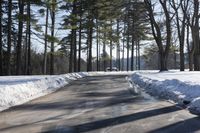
[0,75,200,133]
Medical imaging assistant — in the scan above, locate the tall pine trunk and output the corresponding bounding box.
[24,20,28,74]
[6,0,12,75]
[87,16,93,71]
[122,37,125,71]
[193,1,200,71]
[179,16,186,71]
[187,23,193,71]
[109,21,113,71]
[131,18,135,71]
[69,32,73,73]
[0,1,3,75]
[73,31,77,72]
[126,34,130,71]
[78,4,82,72]
[43,8,49,74]
[73,0,77,72]
[131,37,134,71]
[27,0,31,75]
[137,41,141,70]
[103,32,106,71]
[122,23,125,71]
[110,40,112,71]
[78,23,82,72]
[96,20,99,71]
[16,0,25,75]
[50,0,56,75]
[116,20,120,71]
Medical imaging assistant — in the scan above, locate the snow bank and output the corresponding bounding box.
[129,71,200,115]
[0,72,89,111]
[0,71,132,112]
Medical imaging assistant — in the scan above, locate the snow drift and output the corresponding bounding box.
[130,71,200,115]
[0,72,88,111]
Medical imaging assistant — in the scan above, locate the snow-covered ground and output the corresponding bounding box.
[0,72,90,111]
[0,71,132,112]
[129,70,200,115]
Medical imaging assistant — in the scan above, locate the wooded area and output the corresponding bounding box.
[0,0,200,75]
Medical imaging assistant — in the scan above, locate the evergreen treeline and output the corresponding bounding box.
[1,0,199,75]
[0,0,147,75]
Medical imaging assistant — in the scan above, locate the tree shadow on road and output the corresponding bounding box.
[41,105,187,133]
[1,103,196,133]
[147,117,200,133]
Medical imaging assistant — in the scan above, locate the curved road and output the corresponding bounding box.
[0,74,200,133]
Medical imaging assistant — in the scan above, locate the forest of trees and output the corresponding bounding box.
[0,0,200,75]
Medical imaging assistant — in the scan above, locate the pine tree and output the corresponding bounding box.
[5,0,12,75]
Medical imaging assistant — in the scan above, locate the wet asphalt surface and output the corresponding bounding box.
[0,74,200,133]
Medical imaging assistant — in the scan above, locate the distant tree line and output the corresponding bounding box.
[2,0,200,75]
[0,0,149,75]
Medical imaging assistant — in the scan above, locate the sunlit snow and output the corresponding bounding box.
[130,70,200,115]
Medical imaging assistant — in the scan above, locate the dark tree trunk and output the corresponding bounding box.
[103,32,106,71]
[16,0,24,75]
[159,51,168,71]
[160,0,171,71]
[126,0,131,71]
[122,37,125,71]
[43,8,49,74]
[73,30,77,72]
[78,27,82,72]
[136,40,138,70]
[131,37,134,71]
[78,6,82,72]
[126,35,130,71]
[179,10,187,71]
[87,19,93,71]
[122,24,125,71]
[189,51,194,71]
[70,0,77,72]
[193,1,200,71]
[50,0,56,75]
[116,20,120,71]
[0,1,3,75]
[110,40,112,71]
[109,21,113,71]
[27,0,31,75]
[145,0,171,72]
[186,22,193,71]
[180,41,185,71]
[137,41,141,70]
[98,35,101,70]
[131,18,135,71]
[69,33,73,73]
[96,23,99,71]
[24,20,28,74]
[171,0,186,71]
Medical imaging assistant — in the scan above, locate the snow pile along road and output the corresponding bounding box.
[0,72,88,111]
[0,71,133,112]
[130,71,200,115]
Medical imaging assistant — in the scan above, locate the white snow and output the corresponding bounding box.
[129,70,200,115]
[0,72,89,111]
